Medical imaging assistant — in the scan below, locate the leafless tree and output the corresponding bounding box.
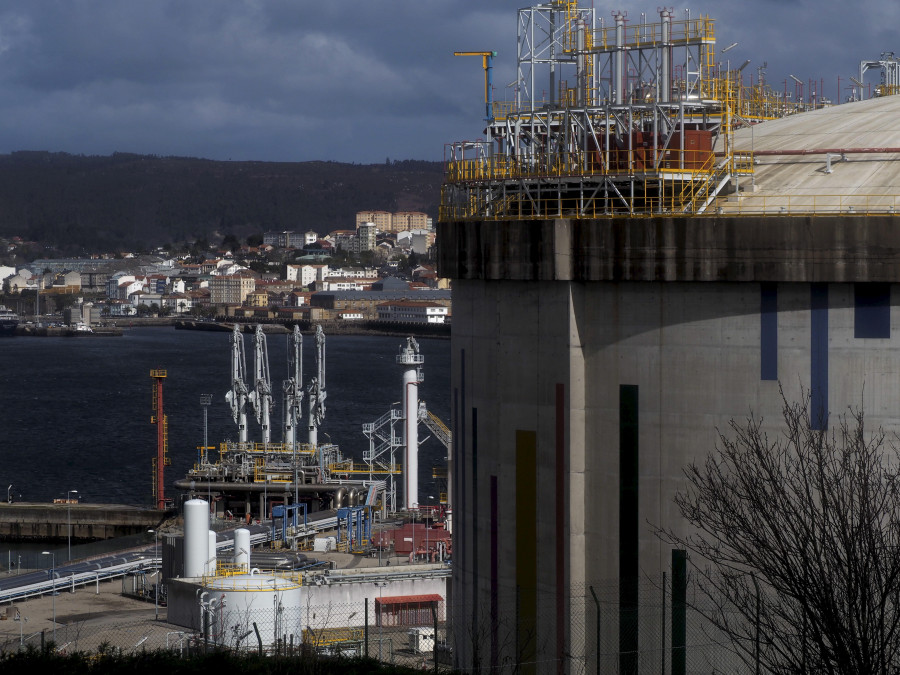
[660,387,900,674]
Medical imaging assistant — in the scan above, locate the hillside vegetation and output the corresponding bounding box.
[0,152,443,254]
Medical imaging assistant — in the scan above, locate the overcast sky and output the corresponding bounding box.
[0,1,895,164]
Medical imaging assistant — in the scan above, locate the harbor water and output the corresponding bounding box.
[0,327,450,509]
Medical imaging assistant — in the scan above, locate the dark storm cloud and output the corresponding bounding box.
[0,1,892,162]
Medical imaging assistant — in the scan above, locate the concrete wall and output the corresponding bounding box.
[438,215,900,283]
[441,216,900,671]
[0,503,165,541]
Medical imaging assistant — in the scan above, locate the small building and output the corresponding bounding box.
[375,594,444,628]
[377,301,449,324]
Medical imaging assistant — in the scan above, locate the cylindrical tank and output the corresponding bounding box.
[207,530,217,576]
[184,499,209,578]
[234,528,250,570]
[203,574,304,648]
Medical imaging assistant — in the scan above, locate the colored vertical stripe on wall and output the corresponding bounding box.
[516,430,538,674]
[619,384,639,675]
[490,475,498,671]
[810,284,829,431]
[761,283,778,380]
[854,283,891,338]
[471,406,479,634]
[555,383,566,674]
[671,550,687,675]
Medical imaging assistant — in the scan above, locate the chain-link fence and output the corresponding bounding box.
[443,576,748,674]
[0,596,452,672]
[0,573,758,673]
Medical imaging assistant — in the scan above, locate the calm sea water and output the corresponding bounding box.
[0,327,450,508]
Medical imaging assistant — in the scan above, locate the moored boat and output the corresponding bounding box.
[0,305,19,336]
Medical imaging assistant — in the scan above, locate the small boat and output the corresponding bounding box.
[0,305,19,336]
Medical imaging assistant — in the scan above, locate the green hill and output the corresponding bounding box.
[0,152,443,255]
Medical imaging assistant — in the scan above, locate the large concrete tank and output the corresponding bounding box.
[183,499,209,578]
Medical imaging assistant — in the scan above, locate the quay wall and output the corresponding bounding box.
[0,503,167,542]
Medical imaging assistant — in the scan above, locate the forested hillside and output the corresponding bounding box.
[0,152,443,254]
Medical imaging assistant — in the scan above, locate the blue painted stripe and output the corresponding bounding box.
[760,283,778,381]
[810,284,829,430]
[854,283,891,338]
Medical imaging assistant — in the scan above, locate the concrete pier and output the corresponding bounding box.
[0,502,167,541]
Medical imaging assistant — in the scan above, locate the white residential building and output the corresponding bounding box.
[286,264,330,287]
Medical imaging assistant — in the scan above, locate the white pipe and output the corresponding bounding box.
[207,530,217,577]
[660,9,672,103]
[614,12,626,105]
[404,372,419,510]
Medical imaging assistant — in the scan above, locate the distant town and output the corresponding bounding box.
[0,209,450,328]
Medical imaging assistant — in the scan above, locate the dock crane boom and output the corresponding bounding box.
[248,325,274,444]
[307,325,326,447]
[224,324,249,443]
[283,325,303,446]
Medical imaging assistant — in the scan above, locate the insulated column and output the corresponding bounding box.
[397,338,424,510]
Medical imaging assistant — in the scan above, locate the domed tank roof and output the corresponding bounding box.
[727,96,900,212]
[206,573,302,591]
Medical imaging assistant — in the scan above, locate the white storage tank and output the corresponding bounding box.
[184,499,209,578]
[203,573,303,649]
[234,528,251,571]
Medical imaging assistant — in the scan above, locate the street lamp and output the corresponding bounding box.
[41,551,56,643]
[14,609,26,648]
[67,489,78,561]
[148,529,160,620]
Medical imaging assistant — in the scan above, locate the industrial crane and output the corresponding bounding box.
[248,325,274,444]
[306,325,326,448]
[282,325,303,446]
[224,324,249,443]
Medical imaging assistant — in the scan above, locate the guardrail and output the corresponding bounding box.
[0,557,160,604]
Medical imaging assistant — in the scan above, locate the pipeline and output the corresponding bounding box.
[752,147,900,156]
[173,479,348,497]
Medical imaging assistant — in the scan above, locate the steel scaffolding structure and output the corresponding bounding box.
[442,2,761,220]
[861,52,900,98]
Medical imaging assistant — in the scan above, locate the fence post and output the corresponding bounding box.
[432,600,439,674]
[365,597,369,658]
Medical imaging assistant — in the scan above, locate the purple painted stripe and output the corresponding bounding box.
[491,474,498,670]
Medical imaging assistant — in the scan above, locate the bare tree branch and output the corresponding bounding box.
[658,386,900,674]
